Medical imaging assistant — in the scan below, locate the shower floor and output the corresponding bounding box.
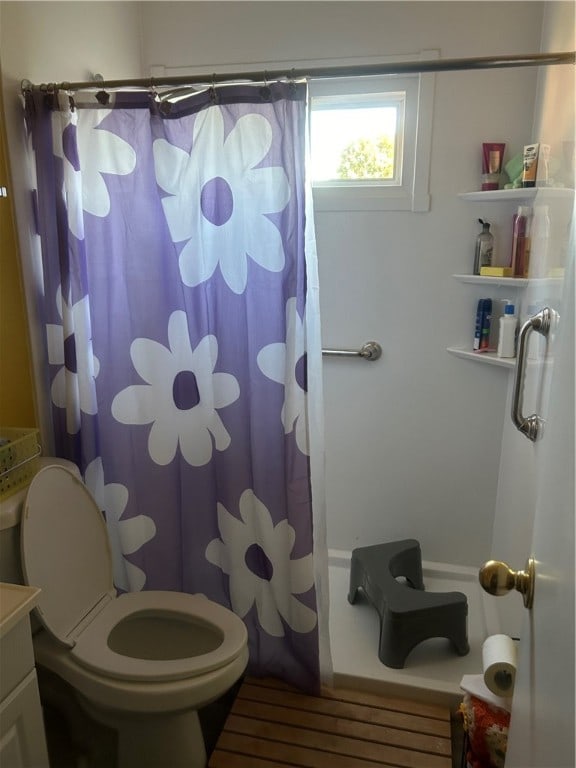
[328,550,500,704]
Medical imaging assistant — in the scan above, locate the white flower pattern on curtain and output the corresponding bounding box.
[206,489,317,637]
[84,458,156,592]
[154,107,290,294]
[257,297,310,455]
[52,101,136,240]
[26,83,323,691]
[112,311,240,466]
[46,287,99,434]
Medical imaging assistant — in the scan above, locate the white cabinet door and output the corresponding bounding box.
[0,671,50,768]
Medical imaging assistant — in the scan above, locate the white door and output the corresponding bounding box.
[504,231,575,766]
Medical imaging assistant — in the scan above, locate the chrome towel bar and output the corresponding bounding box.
[322,341,382,361]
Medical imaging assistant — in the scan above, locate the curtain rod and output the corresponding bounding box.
[21,51,575,93]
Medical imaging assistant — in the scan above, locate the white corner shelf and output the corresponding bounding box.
[458,187,574,203]
[452,274,529,288]
[449,186,571,372]
[452,274,563,289]
[446,347,516,369]
[458,189,536,203]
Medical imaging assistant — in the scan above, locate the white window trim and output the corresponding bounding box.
[309,51,437,213]
[150,49,438,213]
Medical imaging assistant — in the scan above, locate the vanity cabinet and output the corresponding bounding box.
[0,583,49,768]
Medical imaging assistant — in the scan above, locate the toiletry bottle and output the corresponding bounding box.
[473,219,494,275]
[474,298,492,351]
[511,206,531,277]
[522,143,539,188]
[497,304,518,358]
[530,205,551,277]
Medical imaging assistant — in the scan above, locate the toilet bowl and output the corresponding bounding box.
[20,464,249,768]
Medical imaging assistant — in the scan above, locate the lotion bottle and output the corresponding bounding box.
[497,304,518,358]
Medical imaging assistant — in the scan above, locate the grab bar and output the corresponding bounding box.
[322,341,382,361]
[511,307,558,441]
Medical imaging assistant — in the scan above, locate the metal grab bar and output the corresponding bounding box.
[511,307,558,441]
[322,341,382,361]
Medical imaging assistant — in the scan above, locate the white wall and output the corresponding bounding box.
[142,1,545,565]
[1,2,552,568]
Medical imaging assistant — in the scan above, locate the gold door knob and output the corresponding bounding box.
[479,557,535,609]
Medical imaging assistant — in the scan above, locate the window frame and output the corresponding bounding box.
[308,56,436,213]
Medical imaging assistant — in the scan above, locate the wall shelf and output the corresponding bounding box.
[458,187,573,203]
[450,188,569,371]
[452,274,529,288]
[446,347,516,369]
[452,274,563,289]
[458,189,536,203]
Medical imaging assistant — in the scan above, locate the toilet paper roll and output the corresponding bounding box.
[482,634,517,697]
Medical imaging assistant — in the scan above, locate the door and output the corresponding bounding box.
[504,230,575,766]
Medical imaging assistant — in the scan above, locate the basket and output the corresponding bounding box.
[0,427,41,500]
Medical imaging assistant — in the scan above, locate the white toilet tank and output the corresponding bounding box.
[0,457,81,584]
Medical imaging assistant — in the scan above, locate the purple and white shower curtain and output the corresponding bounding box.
[24,81,329,690]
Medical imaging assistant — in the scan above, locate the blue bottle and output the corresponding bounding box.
[473,298,492,351]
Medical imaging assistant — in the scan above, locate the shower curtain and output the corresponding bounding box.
[24,81,330,691]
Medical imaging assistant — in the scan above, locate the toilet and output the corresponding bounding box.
[18,463,249,768]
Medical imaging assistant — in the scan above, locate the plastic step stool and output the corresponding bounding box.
[348,539,469,669]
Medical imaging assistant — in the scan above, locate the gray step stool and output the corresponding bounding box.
[348,539,469,669]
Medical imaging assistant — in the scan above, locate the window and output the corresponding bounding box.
[311,91,404,185]
[309,69,434,212]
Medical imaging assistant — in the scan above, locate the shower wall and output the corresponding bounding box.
[1,1,551,567]
[140,1,544,566]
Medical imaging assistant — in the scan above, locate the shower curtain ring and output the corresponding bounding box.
[209,74,219,103]
[96,89,110,106]
[149,77,160,101]
[260,70,271,101]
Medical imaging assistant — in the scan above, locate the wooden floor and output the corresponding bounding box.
[208,677,453,768]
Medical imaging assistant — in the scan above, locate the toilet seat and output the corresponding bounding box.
[71,591,247,682]
[22,466,247,683]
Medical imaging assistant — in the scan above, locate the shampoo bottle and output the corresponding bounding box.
[473,219,494,275]
[497,304,518,358]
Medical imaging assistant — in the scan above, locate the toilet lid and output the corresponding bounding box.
[21,465,114,646]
